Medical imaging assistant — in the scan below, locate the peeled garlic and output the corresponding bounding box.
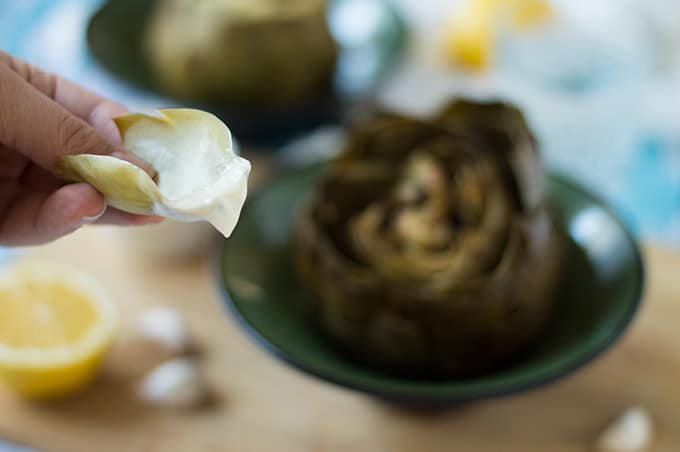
[136,307,191,354]
[597,406,652,452]
[57,109,250,237]
[138,358,207,408]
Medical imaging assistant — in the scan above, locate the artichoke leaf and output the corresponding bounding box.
[57,109,250,237]
[57,154,160,215]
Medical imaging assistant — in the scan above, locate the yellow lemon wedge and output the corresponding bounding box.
[57,109,251,238]
[0,261,118,399]
[445,4,493,71]
[445,0,554,71]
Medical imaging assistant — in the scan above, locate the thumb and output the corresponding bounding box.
[0,63,148,173]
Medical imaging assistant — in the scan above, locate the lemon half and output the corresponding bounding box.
[57,109,251,238]
[0,261,118,399]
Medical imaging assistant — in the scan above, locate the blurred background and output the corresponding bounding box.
[0,0,679,451]
[1,0,679,246]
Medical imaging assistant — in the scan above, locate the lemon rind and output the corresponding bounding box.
[0,261,118,369]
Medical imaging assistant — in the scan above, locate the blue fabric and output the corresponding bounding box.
[619,137,680,244]
[0,441,37,452]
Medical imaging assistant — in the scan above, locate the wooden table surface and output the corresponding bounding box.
[0,228,677,452]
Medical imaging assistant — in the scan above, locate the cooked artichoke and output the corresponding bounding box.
[145,0,338,107]
[295,100,564,378]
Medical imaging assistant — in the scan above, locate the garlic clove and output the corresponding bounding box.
[138,358,207,408]
[136,306,191,354]
[597,406,653,452]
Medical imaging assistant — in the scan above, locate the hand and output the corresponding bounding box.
[0,51,162,246]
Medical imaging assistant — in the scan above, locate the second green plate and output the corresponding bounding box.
[87,0,407,146]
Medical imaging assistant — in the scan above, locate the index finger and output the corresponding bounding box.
[0,52,155,176]
[55,78,129,146]
[0,51,126,144]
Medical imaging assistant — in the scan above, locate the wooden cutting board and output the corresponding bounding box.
[0,228,677,452]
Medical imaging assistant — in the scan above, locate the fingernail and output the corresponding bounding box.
[80,205,107,225]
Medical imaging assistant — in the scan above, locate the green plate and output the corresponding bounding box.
[217,165,644,404]
[86,0,407,146]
